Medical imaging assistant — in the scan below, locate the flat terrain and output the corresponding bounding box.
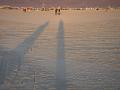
[0,9,120,90]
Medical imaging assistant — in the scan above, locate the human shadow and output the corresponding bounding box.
[0,22,49,84]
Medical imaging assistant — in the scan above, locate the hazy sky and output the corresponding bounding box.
[0,0,120,7]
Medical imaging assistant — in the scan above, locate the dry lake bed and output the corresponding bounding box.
[0,9,120,90]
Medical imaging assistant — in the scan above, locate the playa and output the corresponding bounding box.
[0,9,120,90]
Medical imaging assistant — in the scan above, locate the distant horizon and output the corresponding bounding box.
[0,0,120,8]
[0,4,120,8]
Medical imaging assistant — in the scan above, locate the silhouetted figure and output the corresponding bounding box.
[55,7,61,15]
[58,9,60,15]
[23,8,27,12]
[55,8,58,15]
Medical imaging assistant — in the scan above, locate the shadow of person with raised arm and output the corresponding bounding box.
[0,22,49,85]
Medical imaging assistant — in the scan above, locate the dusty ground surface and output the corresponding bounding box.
[0,9,120,90]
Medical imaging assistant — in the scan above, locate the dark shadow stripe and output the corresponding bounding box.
[56,20,66,90]
[14,22,49,54]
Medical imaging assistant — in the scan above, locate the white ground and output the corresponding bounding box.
[0,9,120,90]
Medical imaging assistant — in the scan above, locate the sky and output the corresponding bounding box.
[0,0,120,7]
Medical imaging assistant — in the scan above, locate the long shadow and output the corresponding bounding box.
[0,22,49,84]
[56,20,66,90]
